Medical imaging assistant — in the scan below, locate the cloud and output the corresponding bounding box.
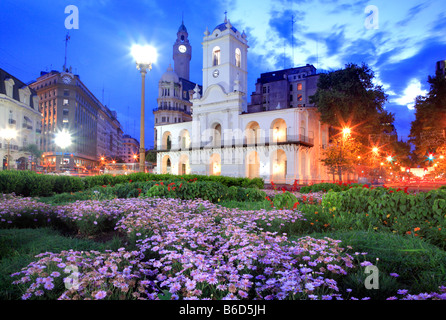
[396,2,430,27]
[268,9,306,46]
[391,79,428,110]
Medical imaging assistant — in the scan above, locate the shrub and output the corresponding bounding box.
[272,191,299,210]
[320,186,446,248]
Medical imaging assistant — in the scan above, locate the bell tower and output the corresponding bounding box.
[201,15,248,94]
[173,20,192,80]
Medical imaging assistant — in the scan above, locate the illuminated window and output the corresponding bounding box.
[212,46,221,66]
[235,48,241,68]
[297,83,302,90]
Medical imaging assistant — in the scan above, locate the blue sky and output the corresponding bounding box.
[1,0,445,148]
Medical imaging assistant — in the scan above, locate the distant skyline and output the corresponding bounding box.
[1,0,445,147]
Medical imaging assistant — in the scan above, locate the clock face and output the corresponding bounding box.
[213,69,220,78]
[62,76,71,84]
[179,45,187,53]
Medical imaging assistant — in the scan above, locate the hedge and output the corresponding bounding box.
[0,171,264,197]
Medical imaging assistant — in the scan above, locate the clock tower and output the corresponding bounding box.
[173,20,191,80]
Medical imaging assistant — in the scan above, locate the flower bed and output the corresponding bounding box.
[4,194,446,300]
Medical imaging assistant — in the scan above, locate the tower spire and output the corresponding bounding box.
[224,10,228,23]
[63,32,70,72]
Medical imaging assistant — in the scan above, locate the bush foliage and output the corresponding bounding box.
[0,171,264,197]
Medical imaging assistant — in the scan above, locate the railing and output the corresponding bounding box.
[153,107,192,115]
[157,135,314,151]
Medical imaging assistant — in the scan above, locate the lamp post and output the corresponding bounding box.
[1,128,17,170]
[339,127,351,182]
[131,44,157,173]
[55,130,72,172]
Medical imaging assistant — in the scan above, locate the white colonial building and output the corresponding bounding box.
[0,68,42,170]
[155,17,329,184]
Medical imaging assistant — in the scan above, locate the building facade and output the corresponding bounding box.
[30,70,122,172]
[97,106,123,161]
[0,68,42,170]
[155,17,329,184]
[153,21,202,149]
[119,134,140,163]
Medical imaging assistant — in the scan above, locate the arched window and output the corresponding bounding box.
[212,46,221,66]
[235,48,241,68]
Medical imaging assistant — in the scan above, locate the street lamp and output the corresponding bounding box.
[0,128,17,170]
[131,44,157,173]
[55,130,72,172]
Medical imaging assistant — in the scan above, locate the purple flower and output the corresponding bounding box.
[94,291,107,300]
[185,279,196,291]
[390,273,399,278]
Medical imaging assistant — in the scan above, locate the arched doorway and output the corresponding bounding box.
[17,157,28,170]
[271,149,287,183]
[162,131,172,150]
[245,121,261,145]
[246,151,260,179]
[179,154,190,175]
[209,153,221,176]
[270,118,287,143]
[211,123,222,147]
[179,129,190,150]
[162,155,172,174]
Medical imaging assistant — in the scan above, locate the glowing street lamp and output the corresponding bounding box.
[0,128,17,170]
[55,130,72,171]
[342,127,351,137]
[131,44,157,173]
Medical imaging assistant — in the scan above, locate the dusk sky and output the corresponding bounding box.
[1,0,445,148]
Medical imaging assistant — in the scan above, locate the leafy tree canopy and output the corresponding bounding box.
[310,63,389,144]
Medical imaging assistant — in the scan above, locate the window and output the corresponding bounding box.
[63,99,69,105]
[262,86,266,94]
[290,95,293,102]
[297,94,303,101]
[212,46,221,66]
[235,48,241,68]
[297,83,302,90]
[290,84,293,91]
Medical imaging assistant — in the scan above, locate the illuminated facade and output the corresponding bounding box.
[0,68,42,170]
[155,17,329,184]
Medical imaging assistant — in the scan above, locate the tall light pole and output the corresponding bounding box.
[1,128,17,170]
[339,127,351,182]
[131,44,157,173]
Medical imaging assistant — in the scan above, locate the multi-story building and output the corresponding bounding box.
[97,106,123,161]
[30,69,121,172]
[153,21,202,149]
[119,134,140,163]
[154,16,330,184]
[247,65,319,112]
[0,68,42,170]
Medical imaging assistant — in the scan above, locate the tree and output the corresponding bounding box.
[310,63,389,145]
[320,134,362,182]
[20,144,43,171]
[146,149,157,164]
[409,70,446,163]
